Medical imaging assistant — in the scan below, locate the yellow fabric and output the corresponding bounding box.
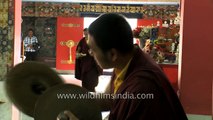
[113,58,132,94]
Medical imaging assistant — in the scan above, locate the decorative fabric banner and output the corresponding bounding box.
[56,17,83,70]
[0,1,8,28]
[22,2,179,19]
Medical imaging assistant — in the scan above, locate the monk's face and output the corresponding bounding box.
[83,30,88,41]
[87,34,113,69]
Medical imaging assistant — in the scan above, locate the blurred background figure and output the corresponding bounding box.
[75,28,103,92]
[23,28,40,61]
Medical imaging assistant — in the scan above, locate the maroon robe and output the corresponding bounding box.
[109,45,187,120]
[75,37,102,91]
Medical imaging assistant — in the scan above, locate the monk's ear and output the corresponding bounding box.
[107,48,118,62]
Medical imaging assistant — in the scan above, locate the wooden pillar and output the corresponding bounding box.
[14,0,22,65]
[13,0,22,120]
[179,0,213,115]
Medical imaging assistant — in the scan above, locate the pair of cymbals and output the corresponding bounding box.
[34,84,102,120]
[5,61,64,116]
[5,62,102,120]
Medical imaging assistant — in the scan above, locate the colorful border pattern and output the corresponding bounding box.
[22,2,179,19]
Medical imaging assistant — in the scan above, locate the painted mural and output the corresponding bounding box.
[22,2,179,19]
[22,17,57,67]
[21,2,179,68]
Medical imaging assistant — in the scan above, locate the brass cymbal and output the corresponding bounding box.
[5,61,64,117]
[34,84,102,120]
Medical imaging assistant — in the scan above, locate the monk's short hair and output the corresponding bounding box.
[88,13,134,54]
[83,28,88,32]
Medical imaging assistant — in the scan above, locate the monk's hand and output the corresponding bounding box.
[76,53,86,59]
[57,110,79,120]
[81,53,86,57]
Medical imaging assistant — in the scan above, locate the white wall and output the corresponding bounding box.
[84,17,137,30]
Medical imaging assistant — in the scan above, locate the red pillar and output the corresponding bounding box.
[179,0,213,115]
[14,0,22,65]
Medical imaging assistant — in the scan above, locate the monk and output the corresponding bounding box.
[75,28,103,92]
[87,13,188,120]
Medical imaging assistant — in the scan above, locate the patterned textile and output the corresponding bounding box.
[23,36,38,52]
[0,0,14,81]
[22,2,179,19]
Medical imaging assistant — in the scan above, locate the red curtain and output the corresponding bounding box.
[56,17,84,70]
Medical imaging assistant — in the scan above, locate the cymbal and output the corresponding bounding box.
[34,84,102,120]
[5,61,64,117]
